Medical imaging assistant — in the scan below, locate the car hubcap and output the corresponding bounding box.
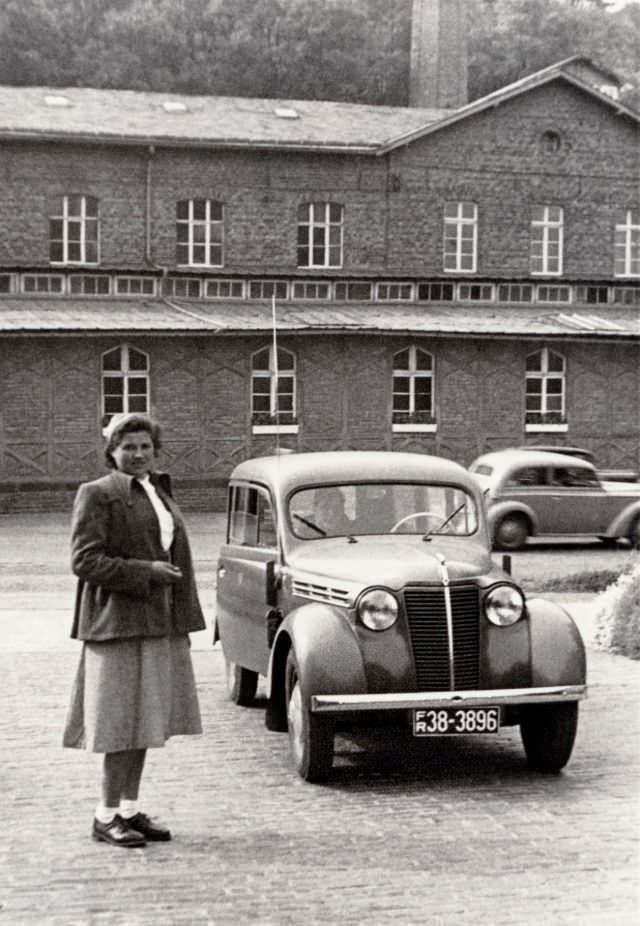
[287,681,304,767]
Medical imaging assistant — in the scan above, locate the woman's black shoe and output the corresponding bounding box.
[125,812,172,841]
[92,817,146,848]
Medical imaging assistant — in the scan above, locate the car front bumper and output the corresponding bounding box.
[311,684,587,713]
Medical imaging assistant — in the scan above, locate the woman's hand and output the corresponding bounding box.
[150,561,184,585]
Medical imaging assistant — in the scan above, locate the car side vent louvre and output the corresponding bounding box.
[292,580,350,607]
[404,585,480,691]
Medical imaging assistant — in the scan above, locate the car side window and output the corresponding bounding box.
[508,466,547,487]
[228,484,277,548]
[551,467,599,488]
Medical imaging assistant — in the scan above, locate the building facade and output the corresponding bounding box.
[0,59,638,510]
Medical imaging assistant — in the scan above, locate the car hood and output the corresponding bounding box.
[286,535,492,589]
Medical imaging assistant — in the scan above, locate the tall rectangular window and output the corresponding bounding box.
[531,206,563,275]
[443,202,477,273]
[176,199,224,266]
[251,345,296,424]
[297,202,343,268]
[614,208,640,277]
[49,195,99,264]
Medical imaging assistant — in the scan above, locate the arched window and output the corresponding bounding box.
[297,202,343,268]
[49,194,99,264]
[392,346,434,423]
[176,199,224,266]
[251,345,296,424]
[525,348,566,425]
[102,345,150,422]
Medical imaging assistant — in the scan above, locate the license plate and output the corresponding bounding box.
[413,706,500,736]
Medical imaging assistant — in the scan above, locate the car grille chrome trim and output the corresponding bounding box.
[291,579,350,607]
[403,583,480,692]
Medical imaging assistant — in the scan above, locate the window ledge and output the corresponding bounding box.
[252,424,299,435]
[392,423,437,433]
[525,423,568,433]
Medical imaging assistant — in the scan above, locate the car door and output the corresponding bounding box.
[502,464,557,531]
[216,482,278,677]
[547,465,607,535]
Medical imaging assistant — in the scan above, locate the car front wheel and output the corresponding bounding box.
[285,650,334,782]
[223,651,258,706]
[520,702,579,773]
[495,514,529,551]
[628,515,640,550]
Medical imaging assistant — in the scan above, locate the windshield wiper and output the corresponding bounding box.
[292,513,327,536]
[422,503,466,542]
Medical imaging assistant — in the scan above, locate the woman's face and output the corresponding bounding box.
[111,429,155,477]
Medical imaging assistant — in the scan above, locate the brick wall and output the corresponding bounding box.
[0,333,637,510]
[0,82,636,278]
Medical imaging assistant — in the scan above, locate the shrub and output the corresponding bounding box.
[593,553,640,659]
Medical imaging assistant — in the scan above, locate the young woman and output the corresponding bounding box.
[63,413,206,847]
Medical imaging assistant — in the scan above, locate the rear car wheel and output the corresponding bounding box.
[224,651,258,706]
[628,516,640,550]
[495,514,529,551]
[285,650,334,782]
[520,702,579,773]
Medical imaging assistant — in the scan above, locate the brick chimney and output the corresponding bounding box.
[409,0,468,109]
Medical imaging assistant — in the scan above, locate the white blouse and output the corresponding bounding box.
[137,475,175,553]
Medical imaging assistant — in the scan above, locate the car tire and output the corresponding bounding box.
[520,702,579,773]
[494,514,529,551]
[224,651,258,706]
[285,650,334,782]
[628,516,640,550]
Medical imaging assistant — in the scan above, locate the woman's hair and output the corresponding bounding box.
[103,413,162,469]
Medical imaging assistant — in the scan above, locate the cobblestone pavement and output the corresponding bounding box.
[0,514,638,926]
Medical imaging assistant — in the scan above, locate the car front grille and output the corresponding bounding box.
[403,585,480,691]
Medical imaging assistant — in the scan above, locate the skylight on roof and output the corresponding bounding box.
[162,100,189,113]
[274,106,300,120]
[44,94,72,108]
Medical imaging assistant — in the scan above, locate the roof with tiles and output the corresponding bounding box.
[0,86,449,152]
[0,298,637,339]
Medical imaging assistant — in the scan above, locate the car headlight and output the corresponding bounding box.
[484,585,525,626]
[357,588,398,631]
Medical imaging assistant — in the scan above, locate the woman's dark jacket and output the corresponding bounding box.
[70,470,206,641]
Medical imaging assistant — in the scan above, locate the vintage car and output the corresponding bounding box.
[215,450,586,782]
[470,449,640,551]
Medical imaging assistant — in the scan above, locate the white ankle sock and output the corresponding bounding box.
[95,804,119,824]
[119,800,138,819]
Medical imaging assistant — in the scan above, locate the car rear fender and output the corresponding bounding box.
[606,500,640,538]
[265,603,366,730]
[488,500,539,536]
[527,598,587,687]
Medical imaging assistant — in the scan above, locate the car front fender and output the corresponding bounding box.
[606,500,640,539]
[527,598,587,687]
[488,500,539,536]
[264,603,366,731]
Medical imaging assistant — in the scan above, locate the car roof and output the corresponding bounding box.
[516,444,595,462]
[229,450,480,494]
[472,449,597,471]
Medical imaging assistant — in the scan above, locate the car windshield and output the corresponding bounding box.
[289,482,479,540]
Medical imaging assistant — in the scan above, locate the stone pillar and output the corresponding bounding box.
[409,0,468,109]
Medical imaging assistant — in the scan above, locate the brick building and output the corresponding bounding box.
[0,10,638,510]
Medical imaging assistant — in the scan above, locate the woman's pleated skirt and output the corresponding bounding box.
[63,634,202,753]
